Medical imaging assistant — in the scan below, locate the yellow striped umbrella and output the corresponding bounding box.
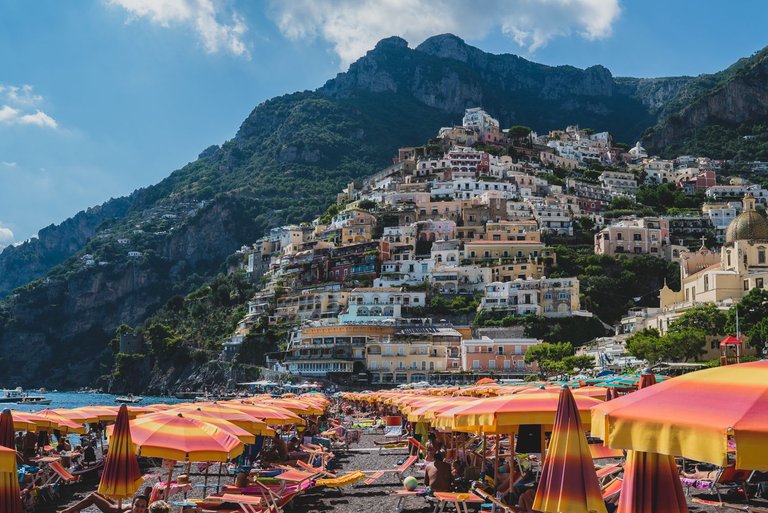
[173,404,276,435]
[591,360,768,469]
[54,406,118,423]
[0,446,22,513]
[263,398,324,415]
[32,410,86,434]
[533,386,607,513]
[10,411,55,432]
[435,392,602,431]
[98,404,144,501]
[166,410,264,444]
[219,402,305,426]
[125,412,244,462]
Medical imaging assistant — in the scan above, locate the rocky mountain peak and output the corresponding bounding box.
[374,36,409,50]
[415,33,474,62]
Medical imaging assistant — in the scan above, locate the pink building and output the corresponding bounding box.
[461,336,540,373]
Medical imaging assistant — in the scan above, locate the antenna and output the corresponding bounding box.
[736,305,740,339]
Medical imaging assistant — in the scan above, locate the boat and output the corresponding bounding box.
[115,394,143,404]
[18,397,51,405]
[0,388,24,403]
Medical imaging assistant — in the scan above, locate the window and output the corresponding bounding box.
[633,234,642,241]
[758,278,764,289]
[704,275,709,292]
[744,280,750,291]
[488,360,496,370]
[617,233,623,241]
[472,360,480,369]
[760,248,766,264]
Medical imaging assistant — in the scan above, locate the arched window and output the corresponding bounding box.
[759,247,766,265]
[727,250,732,267]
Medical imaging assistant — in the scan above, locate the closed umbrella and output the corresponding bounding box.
[616,371,688,513]
[98,405,144,504]
[0,446,22,513]
[0,410,15,449]
[591,360,768,469]
[533,386,606,513]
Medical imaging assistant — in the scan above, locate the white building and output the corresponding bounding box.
[338,288,426,323]
[479,277,581,317]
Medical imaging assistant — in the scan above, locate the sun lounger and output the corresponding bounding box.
[473,487,514,512]
[295,459,336,477]
[684,467,753,506]
[44,460,79,486]
[406,436,427,457]
[595,463,623,484]
[602,477,622,502]
[374,439,408,454]
[364,471,385,485]
[589,443,624,460]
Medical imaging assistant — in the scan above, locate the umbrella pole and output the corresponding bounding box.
[493,435,499,485]
[165,463,174,500]
[217,462,223,489]
[204,463,209,494]
[481,433,487,478]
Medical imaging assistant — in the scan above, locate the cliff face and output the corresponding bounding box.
[0,197,265,389]
[643,48,768,152]
[0,197,132,298]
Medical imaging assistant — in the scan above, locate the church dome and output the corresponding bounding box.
[725,193,768,243]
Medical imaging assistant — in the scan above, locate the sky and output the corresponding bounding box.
[1,0,767,247]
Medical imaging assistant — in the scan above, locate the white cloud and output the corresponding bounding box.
[0,161,16,168]
[107,0,250,57]
[269,0,621,66]
[0,223,14,250]
[0,84,58,129]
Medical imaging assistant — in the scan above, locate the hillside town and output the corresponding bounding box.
[207,108,765,386]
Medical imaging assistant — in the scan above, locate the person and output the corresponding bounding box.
[424,451,452,492]
[235,471,249,488]
[451,460,469,492]
[22,430,37,461]
[15,431,23,452]
[148,500,171,513]
[59,492,149,513]
[273,433,289,461]
[518,483,537,513]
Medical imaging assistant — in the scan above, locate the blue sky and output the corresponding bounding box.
[1,0,766,246]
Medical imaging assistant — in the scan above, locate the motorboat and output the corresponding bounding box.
[114,394,143,404]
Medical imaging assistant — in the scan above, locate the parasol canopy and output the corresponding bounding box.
[616,450,688,513]
[0,410,14,449]
[591,360,768,469]
[124,412,244,462]
[98,404,144,500]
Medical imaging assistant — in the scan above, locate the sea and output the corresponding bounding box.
[6,391,183,413]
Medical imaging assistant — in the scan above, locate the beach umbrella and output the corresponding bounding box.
[98,405,144,503]
[437,391,602,431]
[9,411,55,432]
[0,446,22,513]
[263,398,324,415]
[591,360,768,469]
[32,410,86,434]
[533,386,607,513]
[220,402,305,426]
[167,410,261,443]
[0,410,14,449]
[615,370,688,513]
[55,406,118,423]
[173,404,274,435]
[125,412,244,462]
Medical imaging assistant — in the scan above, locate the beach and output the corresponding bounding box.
[42,431,768,513]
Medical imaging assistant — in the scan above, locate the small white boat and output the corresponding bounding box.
[115,394,143,404]
[18,397,51,405]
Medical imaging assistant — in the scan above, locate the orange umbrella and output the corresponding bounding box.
[475,377,497,385]
[0,410,14,449]
[125,412,244,462]
[55,406,118,423]
[591,360,768,469]
[533,386,606,513]
[167,410,261,444]
[98,404,144,501]
[10,411,54,432]
[615,371,688,513]
[32,410,86,434]
[220,402,305,426]
[174,404,273,435]
[0,446,22,513]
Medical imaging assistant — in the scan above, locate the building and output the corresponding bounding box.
[463,240,546,262]
[460,336,540,373]
[338,287,426,323]
[282,325,375,380]
[462,108,502,144]
[366,325,463,384]
[599,171,638,194]
[660,193,768,328]
[594,217,669,257]
[478,277,581,317]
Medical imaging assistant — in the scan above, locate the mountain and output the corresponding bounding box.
[0,34,764,389]
[642,47,768,158]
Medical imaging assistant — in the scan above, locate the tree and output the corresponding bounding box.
[664,328,707,362]
[508,125,532,139]
[562,355,595,373]
[524,342,575,378]
[727,288,768,354]
[626,328,665,362]
[668,304,726,336]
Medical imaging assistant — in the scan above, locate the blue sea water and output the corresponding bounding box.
[6,392,183,413]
